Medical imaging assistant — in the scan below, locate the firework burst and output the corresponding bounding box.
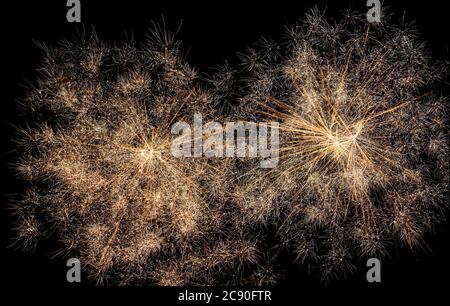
[11,8,449,285]
[12,26,258,285]
[236,8,448,280]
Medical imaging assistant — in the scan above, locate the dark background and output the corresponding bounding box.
[0,0,448,302]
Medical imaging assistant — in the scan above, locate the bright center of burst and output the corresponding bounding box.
[138,148,160,165]
[139,148,154,158]
[137,148,158,173]
[328,131,358,152]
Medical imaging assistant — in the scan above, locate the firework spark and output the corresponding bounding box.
[12,8,449,285]
[235,8,448,280]
[12,26,263,285]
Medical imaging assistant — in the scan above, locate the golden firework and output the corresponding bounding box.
[236,8,448,280]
